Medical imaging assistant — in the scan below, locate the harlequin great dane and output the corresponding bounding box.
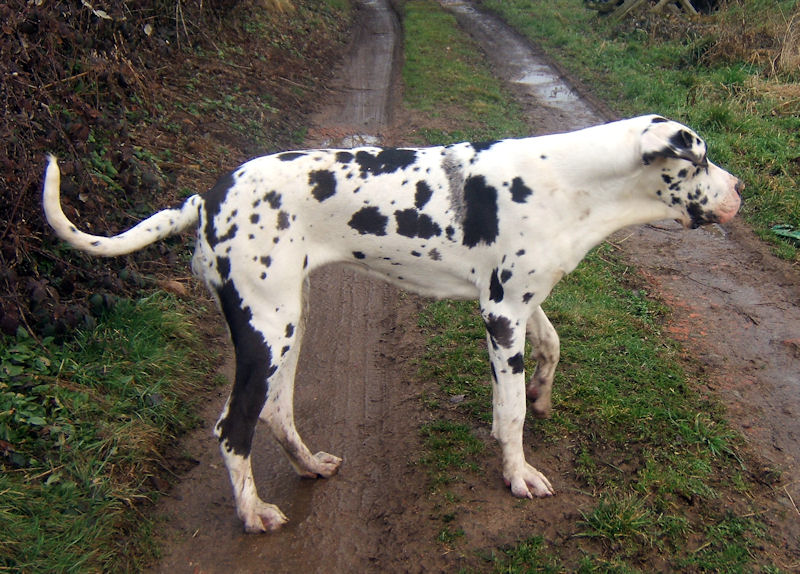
[43,115,741,533]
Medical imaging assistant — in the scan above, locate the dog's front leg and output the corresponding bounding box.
[481,302,554,499]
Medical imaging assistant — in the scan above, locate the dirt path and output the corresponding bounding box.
[151,1,800,571]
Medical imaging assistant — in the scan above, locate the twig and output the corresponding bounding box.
[38,71,92,91]
[784,483,800,517]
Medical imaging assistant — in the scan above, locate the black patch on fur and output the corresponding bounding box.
[336,151,354,164]
[285,323,295,338]
[462,175,499,248]
[445,225,456,241]
[355,148,417,178]
[501,269,513,283]
[489,269,504,303]
[214,280,276,456]
[415,181,433,209]
[348,206,388,236]
[217,256,231,281]
[394,208,442,239]
[471,141,497,153]
[202,171,235,248]
[279,152,306,161]
[484,313,514,348]
[507,352,524,374]
[250,214,260,224]
[309,170,337,202]
[522,292,534,304]
[510,177,533,203]
[353,251,366,259]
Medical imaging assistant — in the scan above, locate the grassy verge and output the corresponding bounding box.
[401,0,529,143]
[482,0,800,260]
[0,293,218,572]
[403,1,787,570]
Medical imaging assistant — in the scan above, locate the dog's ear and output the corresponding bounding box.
[640,118,707,167]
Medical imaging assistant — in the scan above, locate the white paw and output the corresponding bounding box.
[504,463,554,499]
[310,451,342,478]
[241,500,289,534]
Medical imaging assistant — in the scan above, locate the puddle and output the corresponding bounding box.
[438,0,600,131]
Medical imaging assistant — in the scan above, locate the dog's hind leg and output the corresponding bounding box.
[259,301,342,478]
[213,277,304,533]
[525,306,560,418]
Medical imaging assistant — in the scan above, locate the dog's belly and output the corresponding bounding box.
[346,257,479,300]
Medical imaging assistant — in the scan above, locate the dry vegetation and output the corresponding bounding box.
[0,0,349,340]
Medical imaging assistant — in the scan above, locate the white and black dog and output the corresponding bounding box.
[43,115,741,533]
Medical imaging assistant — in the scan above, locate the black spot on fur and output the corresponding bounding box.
[507,353,524,374]
[264,190,282,209]
[415,181,433,209]
[214,280,276,456]
[336,151,354,164]
[445,226,456,241]
[428,248,441,261]
[484,313,514,348]
[501,269,513,283]
[394,208,442,239]
[348,206,388,236]
[353,251,366,259]
[510,177,533,203]
[522,292,534,304]
[355,148,417,178]
[277,211,290,230]
[285,323,295,338]
[279,152,306,161]
[462,175,499,248]
[309,170,337,202]
[250,214,260,224]
[489,269,504,303]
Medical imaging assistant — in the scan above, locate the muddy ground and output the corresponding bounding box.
[150,1,800,572]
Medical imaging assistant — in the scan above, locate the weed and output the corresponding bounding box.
[0,293,217,572]
[419,419,484,489]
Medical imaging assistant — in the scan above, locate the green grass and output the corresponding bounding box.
[402,1,785,570]
[483,0,800,259]
[0,293,217,572]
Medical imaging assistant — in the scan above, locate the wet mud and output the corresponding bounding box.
[151,0,800,571]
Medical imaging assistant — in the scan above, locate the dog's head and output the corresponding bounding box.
[640,116,742,228]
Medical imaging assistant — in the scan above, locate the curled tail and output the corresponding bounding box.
[42,155,201,257]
